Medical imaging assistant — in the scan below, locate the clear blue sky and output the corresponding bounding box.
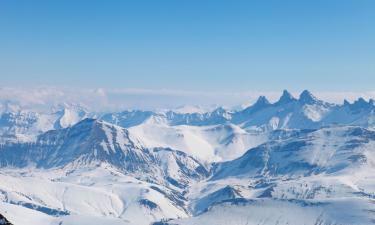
[0,0,374,91]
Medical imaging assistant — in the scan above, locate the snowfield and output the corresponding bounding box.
[0,166,188,225]
[1,90,375,225]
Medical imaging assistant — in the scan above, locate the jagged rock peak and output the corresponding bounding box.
[356,97,368,104]
[275,90,296,105]
[352,97,372,108]
[241,96,271,114]
[343,97,375,111]
[255,96,270,105]
[298,90,319,104]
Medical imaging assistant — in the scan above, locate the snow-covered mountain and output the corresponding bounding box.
[0,103,90,144]
[168,126,375,225]
[0,119,208,187]
[212,126,375,179]
[231,90,375,130]
[1,90,375,225]
[99,90,375,130]
[2,90,374,146]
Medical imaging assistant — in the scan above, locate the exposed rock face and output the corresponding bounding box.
[0,214,13,225]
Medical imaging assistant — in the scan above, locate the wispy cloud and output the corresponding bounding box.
[0,86,374,112]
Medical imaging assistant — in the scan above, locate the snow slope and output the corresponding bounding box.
[0,166,188,225]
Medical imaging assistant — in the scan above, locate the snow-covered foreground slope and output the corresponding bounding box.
[1,90,375,225]
[171,198,375,225]
[0,166,189,225]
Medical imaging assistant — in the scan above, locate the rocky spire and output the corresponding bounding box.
[275,90,296,105]
[298,90,319,104]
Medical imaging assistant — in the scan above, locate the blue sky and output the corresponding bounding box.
[0,0,374,92]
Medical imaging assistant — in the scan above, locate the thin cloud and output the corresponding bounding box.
[0,86,374,112]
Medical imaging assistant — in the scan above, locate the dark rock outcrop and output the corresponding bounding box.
[0,214,13,225]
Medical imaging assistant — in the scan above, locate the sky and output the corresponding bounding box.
[0,0,374,109]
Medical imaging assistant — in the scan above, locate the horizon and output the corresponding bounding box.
[1,86,375,112]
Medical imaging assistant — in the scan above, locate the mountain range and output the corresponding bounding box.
[0,90,375,225]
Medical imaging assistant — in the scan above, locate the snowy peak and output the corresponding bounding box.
[0,118,209,187]
[55,106,88,128]
[0,118,146,169]
[38,118,149,169]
